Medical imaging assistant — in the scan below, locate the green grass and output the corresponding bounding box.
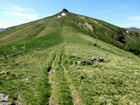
[49,46,73,105]
[1,29,140,104]
[0,11,140,105]
[0,31,62,60]
[61,31,140,104]
[0,48,54,104]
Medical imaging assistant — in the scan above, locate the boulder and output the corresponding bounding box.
[86,59,93,65]
[76,56,104,65]
[92,57,104,62]
[90,57,97,61]
[80,60,86,63]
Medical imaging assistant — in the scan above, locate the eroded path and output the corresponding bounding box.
[47,45,83,105]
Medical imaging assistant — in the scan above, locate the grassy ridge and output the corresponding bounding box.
[58,13,140,55]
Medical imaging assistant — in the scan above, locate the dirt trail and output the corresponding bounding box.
[47,54,58,105]
[62,66,83,105]
[47,45,83,105]
[60,47,84,105]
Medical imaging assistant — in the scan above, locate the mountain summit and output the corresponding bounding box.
[0,9,140,54]
[1,9,140,54]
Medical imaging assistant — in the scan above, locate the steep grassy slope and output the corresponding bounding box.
[60,13,140,55]
[0,10,140,55]
[0,10,140,105]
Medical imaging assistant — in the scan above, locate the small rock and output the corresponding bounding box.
[90,57,96,61]
[80,75,85,79]
[15,101,23,105]
[0,93,9,105]
[75,61,80,64]
[86,59,93,65]
[80,60,87,64]
[96,57,104,62]
[58,15,61,18]
[93,43,97,46]
[25,77,32,81]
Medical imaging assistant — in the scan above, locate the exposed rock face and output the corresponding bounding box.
[85,22,93,31]
[112,31,126,44]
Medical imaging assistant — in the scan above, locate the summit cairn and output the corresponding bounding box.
[62,8,69,12]
[58,9,69,18]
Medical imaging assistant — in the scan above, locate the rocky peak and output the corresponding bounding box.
[62,8,69,12]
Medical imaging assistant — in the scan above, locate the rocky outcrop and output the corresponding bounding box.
[76,56,104,65]
[112,31,125,44]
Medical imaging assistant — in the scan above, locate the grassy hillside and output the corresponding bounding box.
[0,10,140,105]
[1,11,140,55]
[61,13,140,55]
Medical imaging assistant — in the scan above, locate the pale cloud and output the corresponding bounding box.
[0,5,40,28]
[2,5,39,20]
[115,16,140,28]
[127,16,140,21]
[117,22,140,28]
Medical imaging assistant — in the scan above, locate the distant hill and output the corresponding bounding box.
[125,27,140,33]
[0,28,5,31]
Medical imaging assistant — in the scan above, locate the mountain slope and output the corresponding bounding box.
[0,9,140,105]
[0,10,140,55]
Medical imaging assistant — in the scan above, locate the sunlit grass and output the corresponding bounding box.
[0,14,140,105]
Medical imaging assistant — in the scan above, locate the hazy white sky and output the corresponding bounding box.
[0,0,140,28]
